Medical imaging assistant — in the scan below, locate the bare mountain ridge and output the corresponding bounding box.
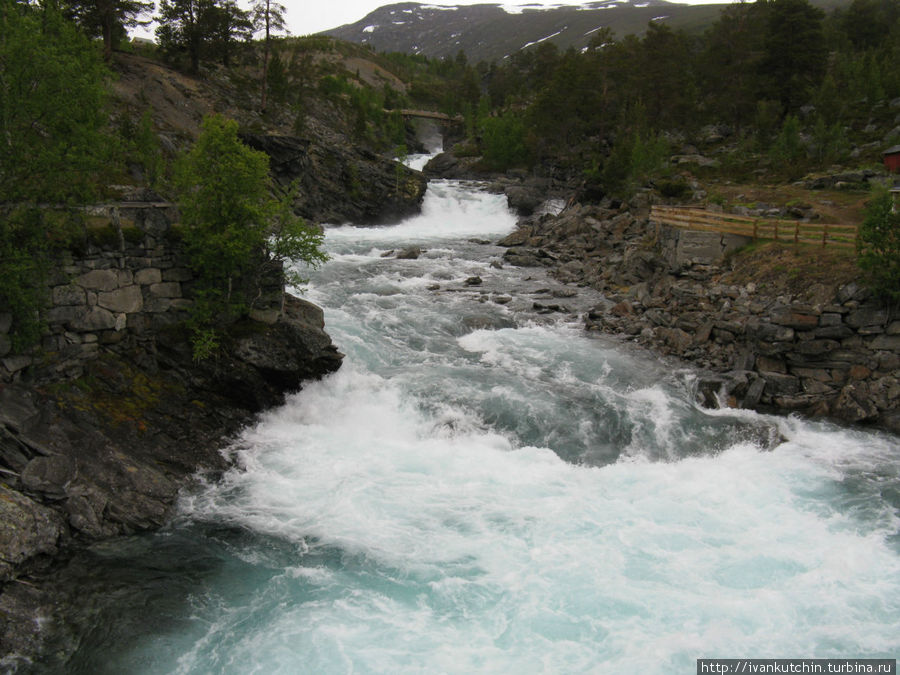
[324,0,850,63]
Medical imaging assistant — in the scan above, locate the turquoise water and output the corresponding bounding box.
[59,177,900,674]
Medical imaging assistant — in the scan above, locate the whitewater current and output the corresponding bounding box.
[59,165,900,674]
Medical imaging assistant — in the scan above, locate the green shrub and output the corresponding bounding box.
[657,180,691,200]
[857,186,900,303]
[601,132,670,197]
[480,113,532,171]
[174,114,327,358]
[768,115,806,176]
[809,115,849,165]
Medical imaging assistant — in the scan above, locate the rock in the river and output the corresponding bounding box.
[504,185,545,216]
[395,246,422,260]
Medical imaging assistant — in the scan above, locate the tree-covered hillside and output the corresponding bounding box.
[414,0,900,196]
[0,0,429,355]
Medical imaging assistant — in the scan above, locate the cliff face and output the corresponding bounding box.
[240,134,427,225]
[0,198,342,659]
[112,53,428,226]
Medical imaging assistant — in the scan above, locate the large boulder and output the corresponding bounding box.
[232,295,343,392]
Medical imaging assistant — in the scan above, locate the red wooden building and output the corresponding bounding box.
[884,145,900,173]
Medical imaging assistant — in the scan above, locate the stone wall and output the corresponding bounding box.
[0,200,286,383]
[658,226,752,269]
[0,201,193,382]
[0,196,343,648]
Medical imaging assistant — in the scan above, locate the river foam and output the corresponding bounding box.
[62,176,900,675]
[166,359,900,674]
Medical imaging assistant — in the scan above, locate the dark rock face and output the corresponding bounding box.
[0,195,344,661]
[423,151,484,180]
[0,293,342,658]
[241,134,427,225]
[503,185,546,217]
[231,295,344,393]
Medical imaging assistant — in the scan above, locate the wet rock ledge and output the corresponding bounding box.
[0,198,342,661]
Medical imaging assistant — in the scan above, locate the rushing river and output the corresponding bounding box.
[57,166,900,674]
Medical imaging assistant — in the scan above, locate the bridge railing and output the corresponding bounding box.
[395,109,464,123]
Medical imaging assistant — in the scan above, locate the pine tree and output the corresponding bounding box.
[66,0,155,60]
[0,0,111,203]
[156,0,248,72]
[250,0,287,111]
[761,0,827,113]
[156,0,210,72]
[0,0,113,346]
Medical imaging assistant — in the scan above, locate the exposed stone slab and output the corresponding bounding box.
[762,372,801,396]
[675,231,723,266]
[870,334,900,351]
[148,281,181,298]
[52,285,86,306]
[98,286,143,313]
[846,307,890,328]
[0,486,64,580]
[71,307,116,331]
[21,455,77,499]
[771,308,819,329]
[134,268,162,285]
[756,356,787,374]
[45,305,82,325]
[75,269,119,291]
[2,356,32,373]
[833,382,879,421]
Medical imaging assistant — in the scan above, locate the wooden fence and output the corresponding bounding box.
[650,205,857,248]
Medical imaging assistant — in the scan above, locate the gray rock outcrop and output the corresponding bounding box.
[241,134,427,225]
[0,198,343,660]
[498,201,900,432]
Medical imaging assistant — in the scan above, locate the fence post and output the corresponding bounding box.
[774,221,779,242]
[822,223,828,248]
[794,222,799,246]
[753,220,758,241]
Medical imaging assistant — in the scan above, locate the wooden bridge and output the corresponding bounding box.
[650,205,857,249]
[394,109,464,124]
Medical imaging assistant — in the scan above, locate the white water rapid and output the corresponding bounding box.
[62,173,900,674]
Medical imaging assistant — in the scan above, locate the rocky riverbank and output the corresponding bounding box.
[0,49,434,667]
[495,198,899,434]
[0,195,344,665]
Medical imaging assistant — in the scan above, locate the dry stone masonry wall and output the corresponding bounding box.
[0,200,193,382]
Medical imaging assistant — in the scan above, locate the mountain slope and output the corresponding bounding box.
[324,0,848,63]
[325,1,719,61]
